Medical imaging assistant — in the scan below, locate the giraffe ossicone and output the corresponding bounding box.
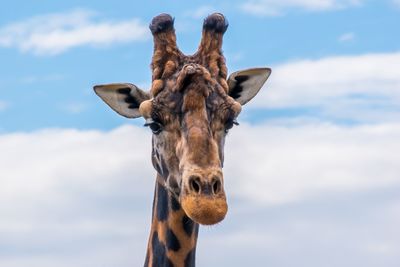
[94,12,271,267]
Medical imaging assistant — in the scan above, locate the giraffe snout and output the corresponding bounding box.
[180,172,227,225]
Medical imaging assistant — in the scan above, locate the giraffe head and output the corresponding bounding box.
[94,13,271,225]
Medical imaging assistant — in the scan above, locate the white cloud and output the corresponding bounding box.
[338,32,355,42]
[225,122,400,205]
[0,9,149,55]
[0,123,399,266]
[241,0,363,16]
[0,126,152,201]
[252,52,400,123]
[0,126,153,266]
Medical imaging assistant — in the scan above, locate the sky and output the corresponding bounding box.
[0,0,399,266]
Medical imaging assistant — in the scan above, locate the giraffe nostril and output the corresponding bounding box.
[212,178,222,195]
[189,176,201,194]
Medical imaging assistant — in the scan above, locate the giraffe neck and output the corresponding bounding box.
[144,175,199,267]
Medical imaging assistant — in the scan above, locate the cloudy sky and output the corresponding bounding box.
[0,0,399,266]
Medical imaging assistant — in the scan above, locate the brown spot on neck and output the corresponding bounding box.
[145,180,199,267]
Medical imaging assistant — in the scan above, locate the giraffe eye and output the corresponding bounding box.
[225,118,239,133]
[144,119,163,134]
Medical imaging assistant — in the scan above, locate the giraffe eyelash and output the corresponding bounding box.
[144,118,164,134]
[224,118,239,133]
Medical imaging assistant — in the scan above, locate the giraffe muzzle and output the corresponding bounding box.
[180,174,228,225]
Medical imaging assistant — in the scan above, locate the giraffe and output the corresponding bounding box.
[94,13,271,267]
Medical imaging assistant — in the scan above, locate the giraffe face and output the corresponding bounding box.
[94,13,271,226]
[139,64,242,225]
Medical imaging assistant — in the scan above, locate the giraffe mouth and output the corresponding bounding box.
[181,195,228,225]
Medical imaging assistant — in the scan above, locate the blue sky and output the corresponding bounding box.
[1,1,400,267]
[0,0,399,132]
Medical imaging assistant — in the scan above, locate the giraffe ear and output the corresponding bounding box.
[227,68,271,105]
[94,83,150,118]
